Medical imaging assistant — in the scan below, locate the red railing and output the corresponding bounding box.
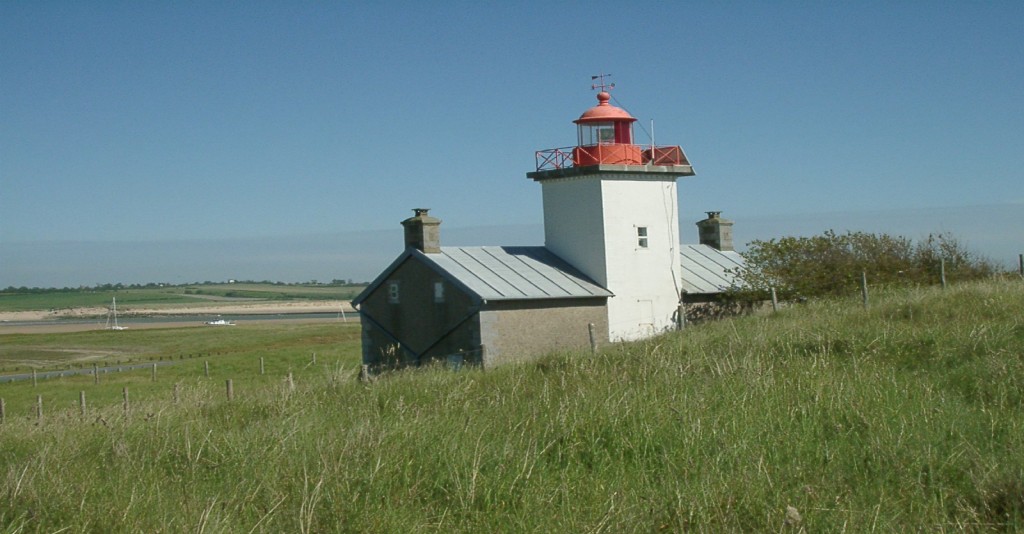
[535,144,690,171]
[535,147,575,171]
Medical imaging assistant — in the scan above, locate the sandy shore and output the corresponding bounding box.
[0,300,355,323]
[0,316,353,334]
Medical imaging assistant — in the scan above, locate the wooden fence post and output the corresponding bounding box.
[1019,253,1023,278]
[1,398,5,424]
[771,287,779,313]
[588,323,597,354]
[861,271,869,309]
[80,391,87,417]
[311,353,317,365]
[260,357,265,375]
[677,303,686,330]
[204,361,210,378]
[36,395,43,422]
[226,379,234,401]
[122,387,129,416]
[152,363,157,382]
[287,372,295,392]
[32,369,37,387]
[94,363,99,384]
[940,258,947,289]
[173,383,180,404]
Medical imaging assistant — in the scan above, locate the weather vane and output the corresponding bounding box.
[591,73,615,92]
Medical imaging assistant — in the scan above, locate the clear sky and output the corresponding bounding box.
[2,2,1022,287]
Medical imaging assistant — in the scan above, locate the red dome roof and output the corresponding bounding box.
[574,91,637,124]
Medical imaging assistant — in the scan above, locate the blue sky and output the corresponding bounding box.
[2,2,1022,287]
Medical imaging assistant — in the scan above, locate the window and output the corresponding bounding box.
[637,226,649,249]
[388,281,400,304]
[582,122,616,145]
[434,281,445,303]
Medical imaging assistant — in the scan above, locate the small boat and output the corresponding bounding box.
[205,319,236,326]
[106,297,127,330]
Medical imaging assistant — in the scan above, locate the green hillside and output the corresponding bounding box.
[1,279,1022,531]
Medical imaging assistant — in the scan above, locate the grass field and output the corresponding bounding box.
[0,283,366,312]
[1,279,1022,531]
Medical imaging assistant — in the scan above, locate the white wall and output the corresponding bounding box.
[542,177,608,285]
[541,173,682,342]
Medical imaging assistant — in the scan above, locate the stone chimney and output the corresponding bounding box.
[401,208,441,253]
[696,211,734,252]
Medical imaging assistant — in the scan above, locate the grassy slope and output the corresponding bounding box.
[1,280,1022,532]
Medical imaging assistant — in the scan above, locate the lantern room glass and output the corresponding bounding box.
[578,121,634,146]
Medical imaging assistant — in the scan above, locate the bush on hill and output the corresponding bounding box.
[729,230,998,301]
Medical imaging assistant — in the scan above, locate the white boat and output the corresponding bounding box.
[205,319,236,326]
[105,297,127,330]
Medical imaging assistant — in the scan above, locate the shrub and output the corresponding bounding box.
[729,230,998,301]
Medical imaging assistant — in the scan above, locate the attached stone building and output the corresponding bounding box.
[353,210,611,370]
[680,212,745,304]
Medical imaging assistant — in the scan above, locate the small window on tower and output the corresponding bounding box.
[388,281,400,304]
[637,227,649,249]
[434,281,445,303]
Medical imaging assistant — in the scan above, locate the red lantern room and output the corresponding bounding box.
[530,77,693,175]
[573,90,642,166]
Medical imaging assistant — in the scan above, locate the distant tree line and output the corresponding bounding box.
[727,231,1000,302]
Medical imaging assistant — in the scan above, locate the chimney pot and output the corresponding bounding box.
[696,211,734,252]
[401,208,441,253]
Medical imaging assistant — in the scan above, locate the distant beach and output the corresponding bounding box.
[0,300,356,334]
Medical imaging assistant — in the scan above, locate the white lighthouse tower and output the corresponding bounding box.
[528,79,695,341]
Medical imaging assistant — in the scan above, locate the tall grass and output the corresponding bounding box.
[1,279,1022,531]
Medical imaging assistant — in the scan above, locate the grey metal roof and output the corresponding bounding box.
[430,246,611,301]
[679,244,746,294]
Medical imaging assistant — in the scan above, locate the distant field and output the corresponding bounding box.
[0,321,359,372]
[0,321,362,422]
[0,283,366,312]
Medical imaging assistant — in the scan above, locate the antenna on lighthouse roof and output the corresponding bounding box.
[591,73,615,92]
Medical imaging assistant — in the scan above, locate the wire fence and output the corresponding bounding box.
[0,352,331,425]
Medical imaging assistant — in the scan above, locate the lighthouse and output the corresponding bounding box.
[528,80,695,341]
